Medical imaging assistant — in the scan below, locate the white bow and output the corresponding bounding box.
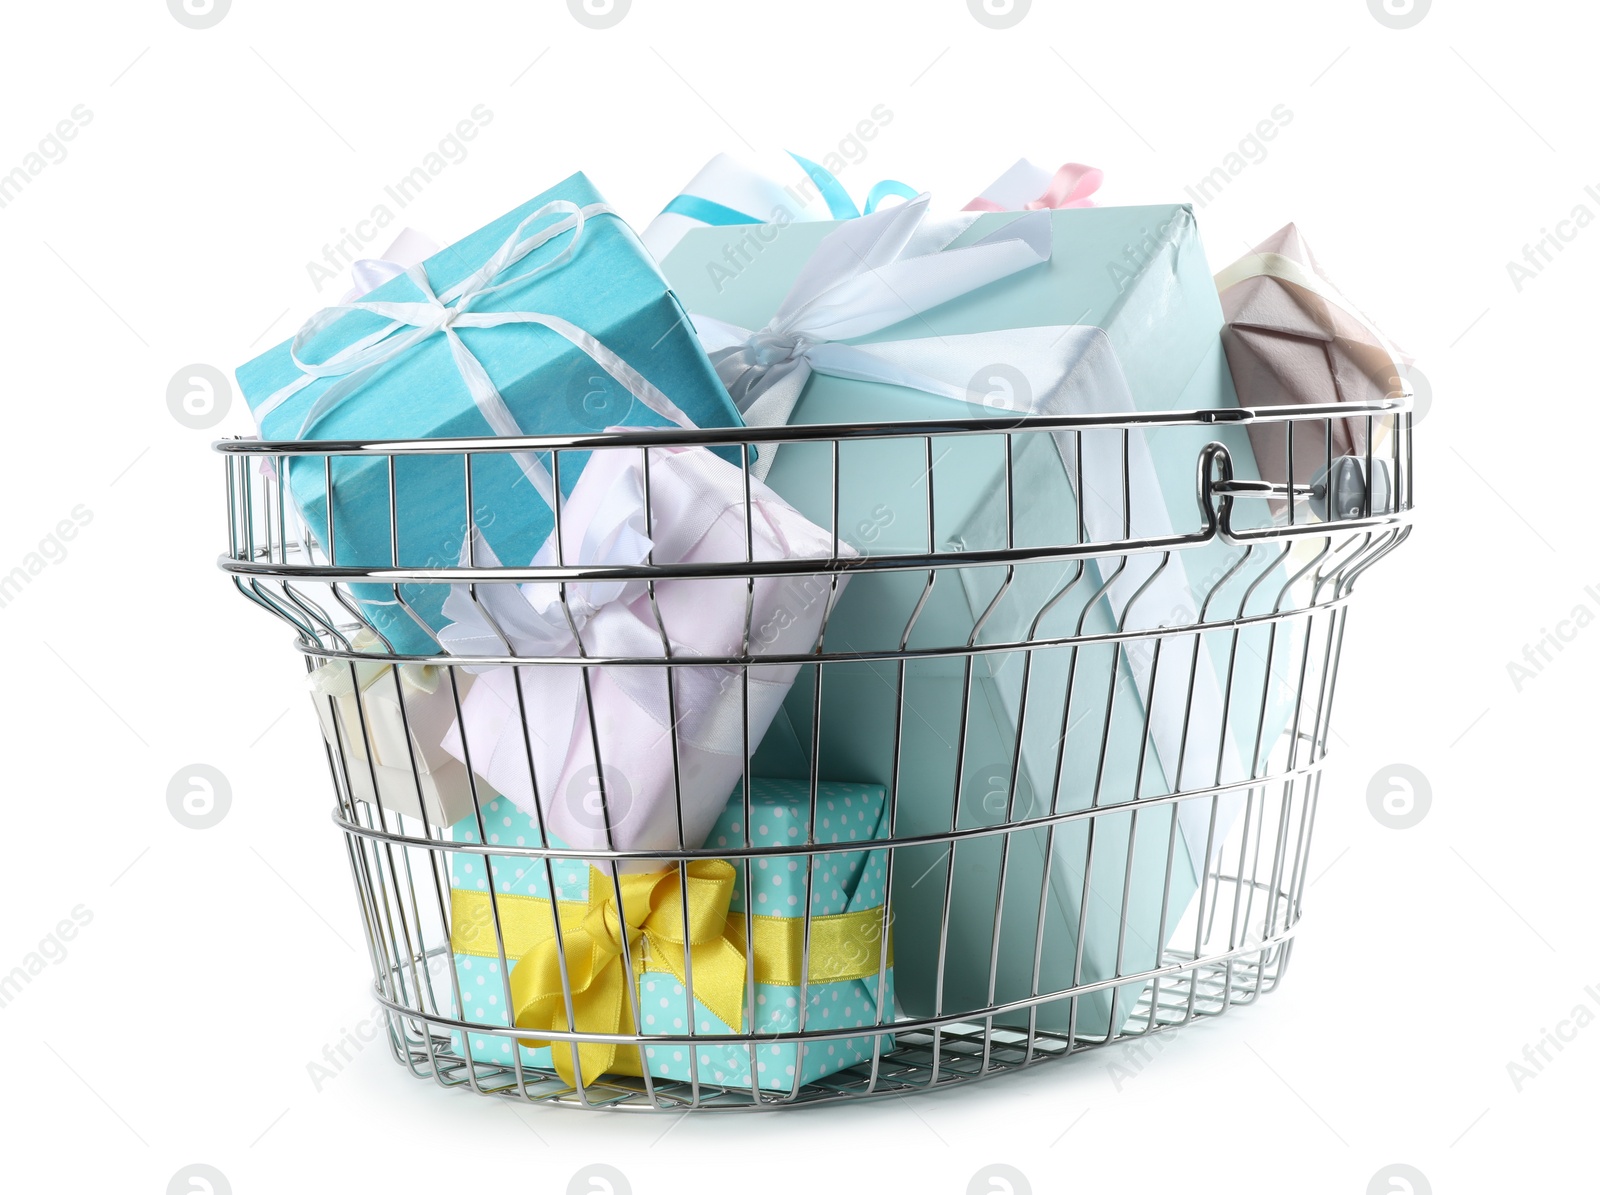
[434,443,851,857]
[434,448,782,761]
[689,194,1117,479]
[253,200,699,507]
[436,462,655,662]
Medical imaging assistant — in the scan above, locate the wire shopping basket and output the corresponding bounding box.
[218,398,1412,1110]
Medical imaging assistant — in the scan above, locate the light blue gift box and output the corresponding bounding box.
[663,206,1299,1037]
[448,779,894,1090]
[236,172,746,656]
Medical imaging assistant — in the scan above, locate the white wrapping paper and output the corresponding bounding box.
[438,444,852,865]
[309,630,489,827]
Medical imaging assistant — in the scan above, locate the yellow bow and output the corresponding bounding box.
[506,861,746,1086]
[451,863,895,1087]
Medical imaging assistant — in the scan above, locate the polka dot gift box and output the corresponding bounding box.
[447,778,894,1090]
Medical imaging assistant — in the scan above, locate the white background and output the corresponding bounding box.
[1,1,1594,1192]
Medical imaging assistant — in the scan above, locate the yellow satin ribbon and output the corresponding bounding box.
[451,865,893,1086]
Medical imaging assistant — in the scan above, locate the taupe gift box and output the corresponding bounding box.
[1217,224,1405,507]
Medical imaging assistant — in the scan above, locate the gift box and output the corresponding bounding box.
[308,630,488,827]
[235,172,747,656]
[1217,223,1404,512]
[447,779,894,1090]
[663,196,1249,572]
[662,198,1299,1036]
[436,442,853,864]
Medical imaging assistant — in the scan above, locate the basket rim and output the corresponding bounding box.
[212,397,1411,456]
[219,518,1412,589]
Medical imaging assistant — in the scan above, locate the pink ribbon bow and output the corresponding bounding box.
[964,162,1104,212]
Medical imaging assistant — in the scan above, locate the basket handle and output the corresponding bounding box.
[1200,443,1394,538]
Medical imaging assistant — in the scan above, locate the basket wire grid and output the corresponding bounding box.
[218,399,1412,1110]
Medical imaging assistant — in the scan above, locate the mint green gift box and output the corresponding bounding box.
[448,780,894,1090]
[235,172,745,657]
[663,205,1299,1038]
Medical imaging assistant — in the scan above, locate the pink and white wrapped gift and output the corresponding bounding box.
[437,443,852,866]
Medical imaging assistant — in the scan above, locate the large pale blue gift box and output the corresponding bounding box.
[663,205,1300,1037]
[448,780,894,1089]
[235,172,745,656]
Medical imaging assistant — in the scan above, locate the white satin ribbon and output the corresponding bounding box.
[437,524,700,770]
[690,194,1082,479]
[252,201,699,508]
[435,445,845,861]
[436,446,803,760]
[437,464,657,664]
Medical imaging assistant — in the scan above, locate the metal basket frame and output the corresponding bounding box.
[217,398,1413,1111]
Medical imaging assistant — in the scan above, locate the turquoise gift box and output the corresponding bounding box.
[235,172,746,656]
[448,779,895,1090]
[663,205,1300,1038]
